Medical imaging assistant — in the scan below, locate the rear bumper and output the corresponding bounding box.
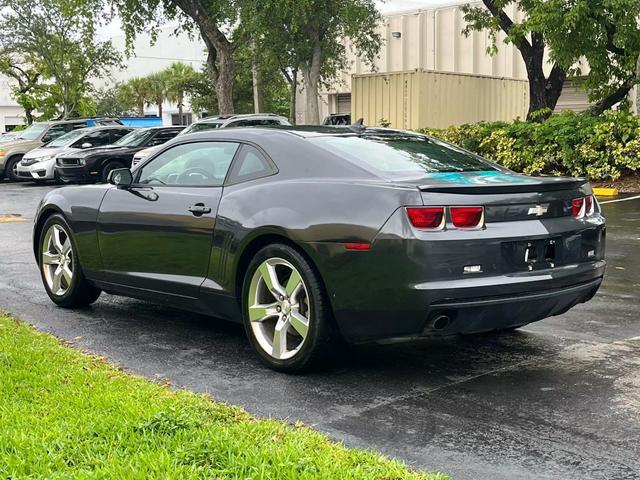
[305,208,606,343]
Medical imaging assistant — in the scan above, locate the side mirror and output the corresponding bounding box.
[108,168,133,188]
[81,142,92,149]
[41,135,52,144]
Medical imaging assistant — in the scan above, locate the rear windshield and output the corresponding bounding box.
[310,134,497,178]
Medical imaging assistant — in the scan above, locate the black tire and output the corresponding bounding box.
[38,214,102,308]
[242,243,340,373]
[101,161,125,183]
[5,155,23,182]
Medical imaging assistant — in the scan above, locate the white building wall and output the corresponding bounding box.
[101,25,208,124]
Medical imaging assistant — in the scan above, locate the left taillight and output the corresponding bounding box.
[406,207,445,230]
[406,206,484,230]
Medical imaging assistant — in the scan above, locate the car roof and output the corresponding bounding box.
[196,113,287,124]
[178,126,426,144]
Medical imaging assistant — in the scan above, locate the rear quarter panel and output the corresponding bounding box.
[211,177,422,297]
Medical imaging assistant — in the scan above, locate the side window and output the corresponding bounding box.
[137,142,239,187]
[146,130,180,146]
[75,130,112,148]
[110,129,132,142]
[227,144,275,184]
[43,125,69,142]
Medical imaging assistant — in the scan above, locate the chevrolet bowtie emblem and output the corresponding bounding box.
[528,205,548,216]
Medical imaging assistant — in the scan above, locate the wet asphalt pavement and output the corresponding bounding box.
[0,181,639,480]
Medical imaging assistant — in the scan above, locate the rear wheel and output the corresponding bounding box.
[101,161,125,183]
[5,155,23,182]
[39,214,102,307]
[242,244,339,373]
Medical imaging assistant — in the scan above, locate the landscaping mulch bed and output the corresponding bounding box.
[592,174,640,194]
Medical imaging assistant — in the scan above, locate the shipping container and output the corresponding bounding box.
[351,69,529,129]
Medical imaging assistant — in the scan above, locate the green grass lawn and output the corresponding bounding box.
[0,314,448,480]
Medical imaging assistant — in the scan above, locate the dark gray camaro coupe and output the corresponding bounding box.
[33,126,606,372]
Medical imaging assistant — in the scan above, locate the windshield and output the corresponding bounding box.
[182,122,222,135]
[310,134,497,179]
[46,129,87,148]
[115,129,154,147]
[17,124,48,140]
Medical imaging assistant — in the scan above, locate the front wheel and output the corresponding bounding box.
[5,156,23,182]
[39,214,102,307]
[242,244,340,373]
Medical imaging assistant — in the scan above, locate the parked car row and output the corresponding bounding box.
[1,113,291,184]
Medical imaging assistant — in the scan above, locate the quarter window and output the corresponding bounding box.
[227,144,275,184]
[138,141,239,187]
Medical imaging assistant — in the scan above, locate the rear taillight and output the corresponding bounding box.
[406,206,484,230]
[406,207,445,230]
[572,195,595,218]
[571,198,584,217]
[450,207,484,229]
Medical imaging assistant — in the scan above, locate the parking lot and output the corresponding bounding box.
[1,181,638,480]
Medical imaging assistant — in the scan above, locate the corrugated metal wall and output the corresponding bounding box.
[352,70,529,129]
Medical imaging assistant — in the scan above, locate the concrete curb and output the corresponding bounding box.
[593,187,619,196]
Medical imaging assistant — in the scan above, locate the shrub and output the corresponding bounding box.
[416,111,640,180]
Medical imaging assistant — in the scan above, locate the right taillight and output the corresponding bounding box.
[406,207,445,230]
[572,195,596,218]
[571,197,585,217]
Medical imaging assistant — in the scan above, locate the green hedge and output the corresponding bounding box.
[415,111,640,180]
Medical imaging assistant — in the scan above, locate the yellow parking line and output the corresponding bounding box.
[0,215,27,223]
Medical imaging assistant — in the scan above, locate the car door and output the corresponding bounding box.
[96,140,240,298]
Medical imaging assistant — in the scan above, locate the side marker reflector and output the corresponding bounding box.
[344,243,371,251]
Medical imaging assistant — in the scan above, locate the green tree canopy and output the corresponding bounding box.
[462,0,640,120]
[0,0,121,120]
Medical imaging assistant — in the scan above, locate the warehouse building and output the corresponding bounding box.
[298,1,635,127]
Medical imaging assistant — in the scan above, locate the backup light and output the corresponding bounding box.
[406,207,445,230]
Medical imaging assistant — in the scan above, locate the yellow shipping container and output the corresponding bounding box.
[351,69,529,129]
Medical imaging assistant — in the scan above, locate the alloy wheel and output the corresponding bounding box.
[247,258,311,360]
[41,224,74,296]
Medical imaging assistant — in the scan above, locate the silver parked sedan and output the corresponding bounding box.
[16,126,133,182]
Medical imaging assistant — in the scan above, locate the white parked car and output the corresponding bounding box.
[131,113,290,170]
[16,126,133,182]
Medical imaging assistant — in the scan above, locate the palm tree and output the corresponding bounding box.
[163,63,197,125]
[147,72,167,118]
[118,77,151,116]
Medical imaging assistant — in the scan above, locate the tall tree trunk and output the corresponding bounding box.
[251,40,264,113]
[138,101,144,116]
[178,96,184,125]
[215,46,235,115]
[302,41,322,125]
[290,68,298,125]
[157,101,163,119]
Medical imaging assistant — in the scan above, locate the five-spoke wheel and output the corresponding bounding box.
[42,224,74,296]
[38,214,102,307]
[242,244,338,372]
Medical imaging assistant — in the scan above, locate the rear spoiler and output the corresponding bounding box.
[418,178,588,194]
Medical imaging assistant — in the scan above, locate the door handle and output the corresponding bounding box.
[188,203,212,216]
